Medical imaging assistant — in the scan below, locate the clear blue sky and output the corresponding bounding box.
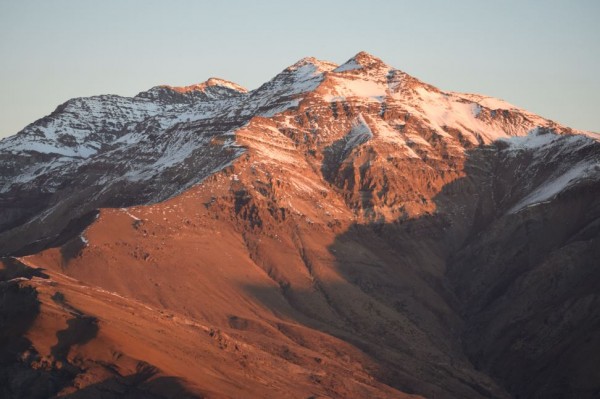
[1,0,599,137]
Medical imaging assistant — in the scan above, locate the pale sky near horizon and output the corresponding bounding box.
[0,0,598,137]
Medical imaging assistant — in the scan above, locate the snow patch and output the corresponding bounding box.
[501,128,562,150]
[334,59,362,73]
[344,115,373,152]
[409,87,517,143]
[324,77,387,102]
[121,208,141,221]
[452,93,519,111]
[510,160,598,213]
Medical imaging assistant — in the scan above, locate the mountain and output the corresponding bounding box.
[1,51,599,399]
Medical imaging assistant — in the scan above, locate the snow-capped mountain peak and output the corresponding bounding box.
[161,77,247,94]
[285,56,338,74]
[137,77,247,103]
[335,51,389,73]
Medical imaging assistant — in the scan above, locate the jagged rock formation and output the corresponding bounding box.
[0,52,599,399]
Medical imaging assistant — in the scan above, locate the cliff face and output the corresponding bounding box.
[1,52,599,399]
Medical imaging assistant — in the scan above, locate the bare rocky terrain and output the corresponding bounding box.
[1,52,599,398]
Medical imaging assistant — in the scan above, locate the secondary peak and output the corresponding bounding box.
[335,51,388,73]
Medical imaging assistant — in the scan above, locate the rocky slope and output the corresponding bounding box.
[0,52,599,398]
